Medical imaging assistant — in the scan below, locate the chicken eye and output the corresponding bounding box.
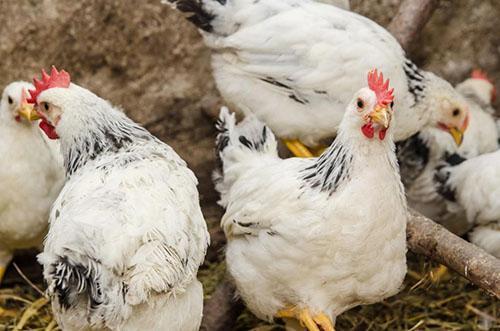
[357,98,364,109]
[452,108,460,117]
[7,96,13,104]
[390,101,394,108]
[42,102,50,111]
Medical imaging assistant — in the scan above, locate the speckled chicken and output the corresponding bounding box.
[0,81,64,284]
[28,67,209,331]
[432,72,499,256]
[167,0,469,157]
[397,70,498,235]
[215,70,407,330]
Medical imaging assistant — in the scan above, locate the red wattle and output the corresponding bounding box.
[39,120,59,140]
[379,128,387,140]
[361,124,374,139]
[15,115,21,122]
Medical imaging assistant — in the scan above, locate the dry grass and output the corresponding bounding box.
[0,286,56,331]
[0,253,497,331]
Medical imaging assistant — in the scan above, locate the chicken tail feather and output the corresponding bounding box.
[434,153,466,202]
[163,0,228,33]
[215,106,276,156]
[214,107,277,205]
[40,253,130,329]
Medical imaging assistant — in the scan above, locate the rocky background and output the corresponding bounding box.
[0,0,498,329]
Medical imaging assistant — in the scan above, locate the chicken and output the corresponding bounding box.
[397,70,498,235]
[214,70,407,330]
[27,67,209,331]
[454,69,498,155]
[458,69,497,107]
[316,0,350,9]
[435,150,500,258]
[166,0,469,157]
[0,81,64,284]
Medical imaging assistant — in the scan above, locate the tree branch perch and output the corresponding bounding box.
[387,0,439,52]
[407,209,500,298]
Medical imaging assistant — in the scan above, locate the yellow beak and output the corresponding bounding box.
[369,105,390,128]
[17,104,41,121]
[448,127,465,146]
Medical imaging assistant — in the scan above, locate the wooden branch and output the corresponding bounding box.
[387,0,439,52]
[200,279,244,331]
[407,209,500,298]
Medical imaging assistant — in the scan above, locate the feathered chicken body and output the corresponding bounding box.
[168,0,469,155]
[398,72,498,235]
[0,81,64,282]
[215,71,407,328]
[29,68,209,331]
[436,150,500,257]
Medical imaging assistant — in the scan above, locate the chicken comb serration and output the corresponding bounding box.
[471,69,492,83]
[27,66,71,104]
[367,69,394,107]
[471,69,496,103]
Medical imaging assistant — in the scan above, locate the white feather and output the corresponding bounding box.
[0,81,64,268]
[216,85,407,324]
[189,0,468,145]
[405,77,499,235]
[37,84,209,331]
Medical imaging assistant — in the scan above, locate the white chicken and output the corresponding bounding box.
[215,70,407,330]
[0,81,64,284]
[167,0,469,157]
[397,70,498,235]
[435,150,500,258]
[316,0,349,10]
[28,67,209,331]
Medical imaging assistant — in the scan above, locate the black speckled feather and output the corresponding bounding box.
[167,0,227,32]
[301,140,353,195]
[403,59,426,105]
[396,133,430,187]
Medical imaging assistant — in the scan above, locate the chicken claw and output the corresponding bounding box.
[429,264,449,283]
[313,312,335,331]
[283,139,314,158]
[276,306,335,331]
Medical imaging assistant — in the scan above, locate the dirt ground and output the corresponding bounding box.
[0,0,499,330]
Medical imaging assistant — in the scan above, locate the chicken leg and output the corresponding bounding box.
[276,306,335,331]
[0,250,13,286]
[283,139,314,158]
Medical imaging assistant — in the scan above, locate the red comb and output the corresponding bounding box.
[367,69,394,107]
[471,69,496,103]
[27,66,70,104]
[471,69,491,82]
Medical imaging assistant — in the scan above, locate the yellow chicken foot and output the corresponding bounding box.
[312,312,335,331]
[283,139,314,158]
[0,251,13,286]
[429,264,449,283]
[0,265,6,286]
[276,306,335,331]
